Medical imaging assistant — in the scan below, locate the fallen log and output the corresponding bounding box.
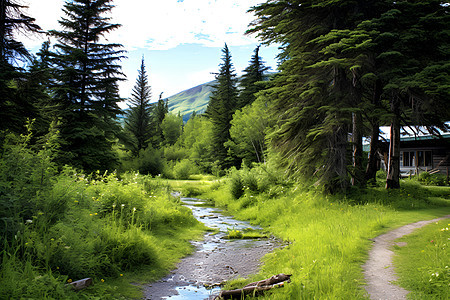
[244,273,291,288]
[215,274,291,299]
[67,278,93,290]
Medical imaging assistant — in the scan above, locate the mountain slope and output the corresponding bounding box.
[167,72,276,122]
[167,81,215,122]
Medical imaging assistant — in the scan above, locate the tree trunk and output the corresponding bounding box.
[365,79,383,182]
[386,96,401,189]
[352,112,364,186]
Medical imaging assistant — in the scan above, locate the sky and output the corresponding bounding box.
[21,0,280,107]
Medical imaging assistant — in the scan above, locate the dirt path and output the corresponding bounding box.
[363,215,450,300]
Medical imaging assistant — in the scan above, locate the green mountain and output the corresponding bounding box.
[167,72,276,122]
[167,81,215,122]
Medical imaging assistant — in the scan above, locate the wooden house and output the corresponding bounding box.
[398,134,450,176]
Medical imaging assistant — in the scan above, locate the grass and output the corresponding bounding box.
[177,177,450,299]
[393,219,449,299]
[225,228,268,239]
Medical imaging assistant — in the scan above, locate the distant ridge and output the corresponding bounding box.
[167,81,215,122]
[167,72,276,122]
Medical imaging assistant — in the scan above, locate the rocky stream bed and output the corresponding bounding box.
[142,197,280,299]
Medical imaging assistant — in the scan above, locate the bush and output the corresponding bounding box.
[120,147,164,176]
[226,162,285,200]
[418,172,448,186]
[173,159,199,180]
[228,167,244,199]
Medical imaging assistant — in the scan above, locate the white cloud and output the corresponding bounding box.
[22,0,262,51]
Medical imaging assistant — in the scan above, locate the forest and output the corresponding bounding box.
[1,0,449,299]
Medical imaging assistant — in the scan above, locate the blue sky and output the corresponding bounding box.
[22,0,280,106]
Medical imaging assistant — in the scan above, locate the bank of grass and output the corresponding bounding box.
[184,175,450,299]
[393,219,449,299]
[165,175,220,197]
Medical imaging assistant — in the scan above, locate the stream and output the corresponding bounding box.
[142,197,279,300]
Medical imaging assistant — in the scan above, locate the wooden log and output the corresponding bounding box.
[68,278,93,290]
[215,274,291,299]
[244,273,291,288]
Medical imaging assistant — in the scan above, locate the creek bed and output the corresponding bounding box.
[142,197,279,300]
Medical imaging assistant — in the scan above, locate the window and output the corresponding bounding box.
[401,151,432,167]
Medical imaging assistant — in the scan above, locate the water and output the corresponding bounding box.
[162,285,221,300]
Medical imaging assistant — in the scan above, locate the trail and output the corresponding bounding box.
[363,215,450,300]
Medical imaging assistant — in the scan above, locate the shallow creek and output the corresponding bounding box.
[142,197,279,300]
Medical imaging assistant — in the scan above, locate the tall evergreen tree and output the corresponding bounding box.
[249,0,449,191]
[0,0,41,134]
[151,93,168,147]
[0,0,40,63]
[248,0,378,192]
[238,45,270,109]
[124,57,152,156]
[49,0,125,172]
[205,44,239,168]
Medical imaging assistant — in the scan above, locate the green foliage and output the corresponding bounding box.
[394,219,450,298]
[123,58,153,156]
[173,159,200,180]
[150,96,169,147]
[120,146,164,176]
[226,229,243,239]
[0,0,41,64]
[226,162,285,200]
[238,45,270,109]
[227,98,270,165]
[49,0,125,173]
[248,0,450,192]
[161,113,183,146]
[418,172,448,186]
[205,44,239,169]
[177,115,214,173]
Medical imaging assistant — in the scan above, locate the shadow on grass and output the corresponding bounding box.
[345,179,450,210]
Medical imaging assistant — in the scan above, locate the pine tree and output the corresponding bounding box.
[0,0,40,63]
[124,57,152,156]
[249,0,449,191]
[0,0,41,134]
[205,44,239,169]
[238,45,269,109]
[49,0,125,172]
[248,0,376,192]
[151,93,168,147]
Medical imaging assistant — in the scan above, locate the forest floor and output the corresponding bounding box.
[363,215,450,299]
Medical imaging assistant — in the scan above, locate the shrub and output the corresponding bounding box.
[418,172,448,186]
[173,159,199,180]
[228,167,244,199]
